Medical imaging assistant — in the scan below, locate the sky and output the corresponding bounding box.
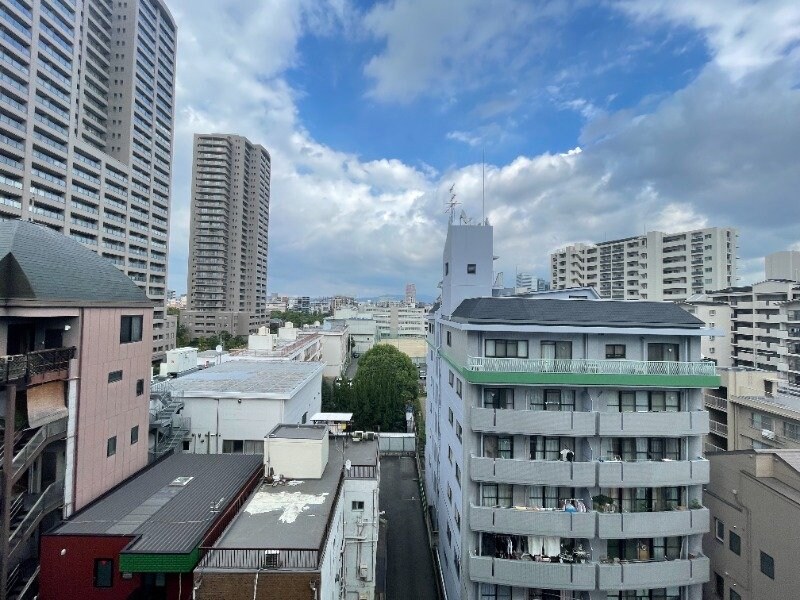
[166,0,800,301]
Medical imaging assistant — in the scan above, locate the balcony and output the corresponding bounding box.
[4,417,68,483]
[8,480,64,558]
[597,508,709,538]
[469,555,597,590]
[0,347,75,384]
[597,555,709,590]
[598,459,710,487]
[472,408,596,436]
[598,411,709,437]
[470,504,596,537]
[464,357,719,388]
[471,456,597,487]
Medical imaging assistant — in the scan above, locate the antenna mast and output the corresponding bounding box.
[445,183,460,224]
[482,147,485,225]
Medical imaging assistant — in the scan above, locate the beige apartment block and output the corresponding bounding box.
[0,0,178,362]
[185,134,271,339]
[551,227,738,301]
[703,449,800,600]
[680,299,733,367]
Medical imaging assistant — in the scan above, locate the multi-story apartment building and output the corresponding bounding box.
[706,280,800,377]
[184,134,271,339]
[427,222,716,600]
[703,449,800,600]
[551,228,738,301]
[765,250,800,282]
[0,0,177,361]
[679,299,733,367]
[357,303,427,337]
[515,272,550,294]
[0,220,153,599]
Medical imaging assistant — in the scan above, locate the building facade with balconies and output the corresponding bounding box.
[0,0,178,362]
[426,222,715,600]
[0,220,153,599]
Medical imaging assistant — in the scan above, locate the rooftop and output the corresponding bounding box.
[215,438,378,551]
[51,454,262,554]
[0,220,149,306]
[168,360,324,398]
[450,297,705,328]
[268,423,328,440]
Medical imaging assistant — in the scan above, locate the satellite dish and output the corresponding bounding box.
[345,459,352,471]
[215,344,223,355]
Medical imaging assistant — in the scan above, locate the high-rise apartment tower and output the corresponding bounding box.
[184,134,271,338]
[0,0,177,360]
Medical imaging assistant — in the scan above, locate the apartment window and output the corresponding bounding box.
[107,436,117,457]
[449,370,454,386]
[108,370,123,383]
[136,378,144,396]
[481,483,512,508]
[531,389,575,411]
[94,559,113,588]
[541,340,572,359]
[130,425,139,445]
[447,484,452,502]
[608,391,637,413]
[605,344,626,359]
[120,315,143,343]
[714,572,724,598]
[485,339,528,358]
[448,408,454,425]
[483,435,514,459]
[480,584,511,600]
[448,446,453,464]
[751,413,773,430]
[484,388,514,409]
[456,379,462,398]
[730,590,741,600]
[715,518,725,542]
[456,422,462,442]
[445,262,449,275]
[530,436,574,461]
[709,310,716,316]
[729,531,741,555]
[528,485,574,509]
[455,464,461,485]
[352,500,364,511]
[647,343,679,361]
[649,391,680,412]
[760,551,774,579]
[222,440,244,453]
[784,422,800,441]
[467,263,476,274]
[446,331,452,346]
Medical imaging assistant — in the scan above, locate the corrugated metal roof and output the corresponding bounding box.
[451,297,704,328]
[0,220,149,304]
[52,453,262,554]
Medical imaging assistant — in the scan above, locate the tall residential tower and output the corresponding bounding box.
[184,134,271,339]
[0,0,177,360]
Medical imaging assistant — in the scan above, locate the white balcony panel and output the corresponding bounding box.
[469,556,597,590]
[597,508,710,539]
[598,556,710,590]
[467,357,716,376]
[472,408,597,436]
[598,459,710,487]
[471,457,597,487]
[470,505,596,537]
[598,411,709,436]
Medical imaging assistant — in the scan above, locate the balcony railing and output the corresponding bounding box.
[469,555,597,590]
[470,504,596,538]
[0,347,75,384]
[598,459,710,487]
[196,547,319,571]
[597,555,709,590]
[472,408,596,436]
[471,456,597,487]
[598,411,709,437]
[597,507,709,538]
[8,417,68,482]
[9,480,64,557]
[467,357,716,377]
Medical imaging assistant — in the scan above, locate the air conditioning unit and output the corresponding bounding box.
[359,565,368,579]
[762,429,776,440]
[352,431,364,442]
[363,431,375,441]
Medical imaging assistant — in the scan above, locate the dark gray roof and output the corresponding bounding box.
[268,423,327,440]
[451,297,705,328]
[51,453,262,554]
[0,220,149,305]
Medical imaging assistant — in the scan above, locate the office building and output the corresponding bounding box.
[184,134,271,339]
[679,298,733,367]
[406,282,417,305]
[515,272,550,294]
[193,424,380,600]
[0,220,153,599]
[355,303,427,338]
[765,250,800,282]
[0,0,178,361]
[426,221,715,600]
[703,449,800,600]
[40,453,263,600]
[551,227,738,301]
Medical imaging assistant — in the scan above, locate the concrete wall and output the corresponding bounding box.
[265,436,328,479]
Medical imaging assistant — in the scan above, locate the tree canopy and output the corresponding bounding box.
[269,310,330,327]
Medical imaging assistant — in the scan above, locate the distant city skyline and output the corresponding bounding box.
[166,1,800,298]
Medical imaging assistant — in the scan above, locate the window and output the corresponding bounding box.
[448,408,454,425]
[484,388,514,409]
[446,331,452,346]
[467,263,477,274]
[541,340,572,359]
[483,435,513,459]
[528,485,574,509]
[222,440,245,454]
[760,551,774,579]
[448,446,453,464]
[729,531,741,555]
[301,412,308,424]
[445,262,449,275]
[120,315,143,343]
[352,500,364,511]
[608,391,637,412]
[456,422,462,442]
[530,436,573,461]
[606,344,626,359]
[455,507,461,529]
[108,370,123,383]
[485,339,528,358]
[715,518,725,542]
[480,584,511,600]
[94,559,113,588]
[751,413,773,430]
[449,370,454,386]
[730,590,741,600]
[456,379,462,398]
[714,572,724,598]
[447,484,452,502]
[130,425,139,445]
[136,378,144,396]
[648,391,680,412]
[785,422,800,441]
[647,343,679,361]
[481,483,512,508]
[455,464,461,485]
[107,436,117,457]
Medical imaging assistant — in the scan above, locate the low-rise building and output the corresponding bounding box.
[703,449,800,600]
[193,425,380,600]
[331,311,378,355]
[169,361,324,454]
[40,453,263,600]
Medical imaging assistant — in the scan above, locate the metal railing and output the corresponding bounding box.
[0,347,75,383]
[8,480,64,556]
[708,420,728,436]
[9,417,68,480]
[704,394,728,411]
[345,464,377,479]
[466,357,717,377]
[196,547,319,570]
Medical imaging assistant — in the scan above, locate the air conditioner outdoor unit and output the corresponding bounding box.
[363,431,375,441]
[762,429,776,440]
[353,431,364,442]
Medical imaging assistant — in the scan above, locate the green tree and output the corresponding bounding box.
[350,345,419,432]
[270,310,330,328]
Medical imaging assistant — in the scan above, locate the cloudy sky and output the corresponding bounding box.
[167,0,800,300]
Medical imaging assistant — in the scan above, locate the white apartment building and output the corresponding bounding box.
[427,222,715,600]
[551,228,738,301]
[357,303,427,337]
[515,272,550,294]
[765,250,800,282]
[0,0,178,361]
[679,299,733,368]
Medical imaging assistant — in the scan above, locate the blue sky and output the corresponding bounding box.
[167,0,800,300]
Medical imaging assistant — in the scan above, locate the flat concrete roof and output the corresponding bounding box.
[267,423,327,440]
[216,438,378,550]
[168,360,324,399]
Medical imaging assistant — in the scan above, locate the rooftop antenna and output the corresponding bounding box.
[482,147,485,225]
[444,183,460,224]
